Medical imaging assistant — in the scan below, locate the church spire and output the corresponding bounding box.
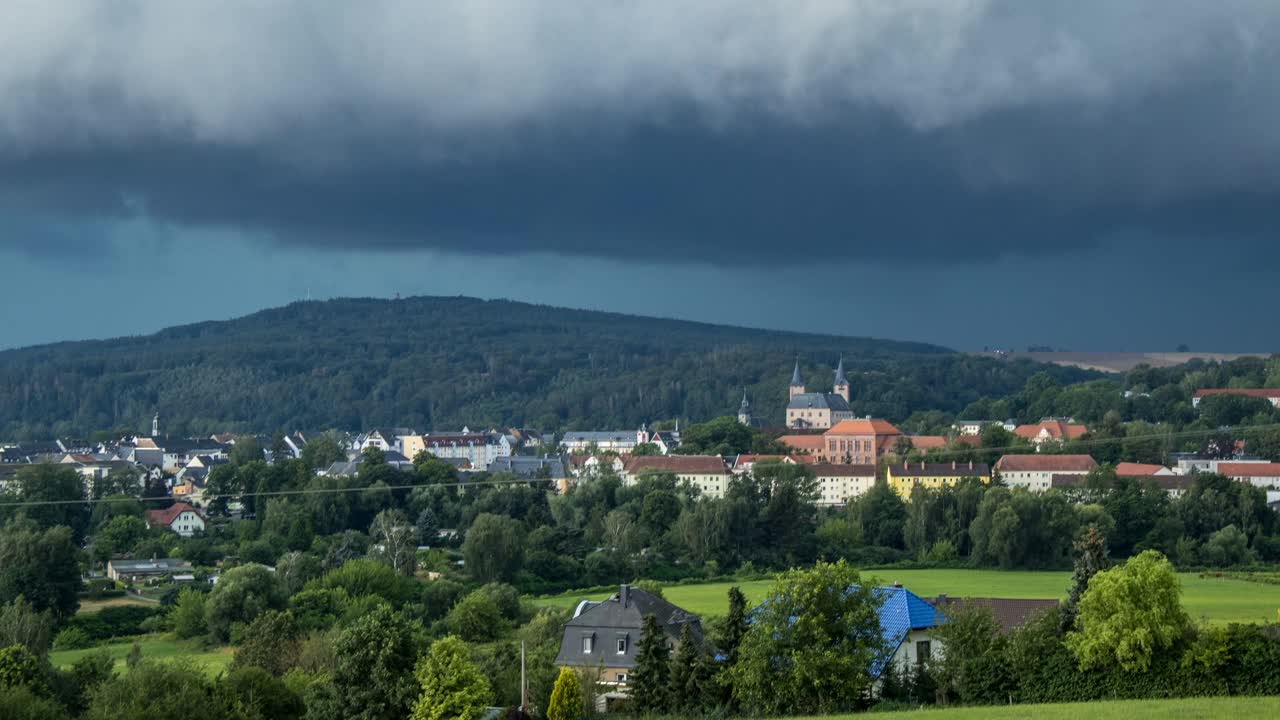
[789,359,805,399]
[737,387,752,426]
[833,355,850,402]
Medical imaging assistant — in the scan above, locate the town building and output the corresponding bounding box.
[106,558,194,583]
[560,431,642,455]
[812,463,878,506]
[402,430,513,470]
[1013,418,1089,449]
[786,359,856,430]
[821,419,903,465]
[886,461,992,499]
[1051,473,1194,498]
[555,584,703,710]
[1192,388,1280,408]
[1216,462,1280,489]
[995,454,1097,492]
[1113,462,1175,476]
[621,455,730,498]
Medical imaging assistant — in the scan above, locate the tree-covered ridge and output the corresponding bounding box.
[0,296,1097,439]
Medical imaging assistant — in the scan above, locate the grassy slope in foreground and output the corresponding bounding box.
[821,696,1280,720]
[49,634,232,674]
[535,569,1280,625]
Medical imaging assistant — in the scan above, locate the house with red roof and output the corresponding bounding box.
[1217,463,1280,489]
[1013,419,1088,449]
[1192,388,1280,409]
[822,419,903,465]
[145,502,206,537]
[621,455,730,498]
[995,454,1097,492]
[1114,462,1174,476]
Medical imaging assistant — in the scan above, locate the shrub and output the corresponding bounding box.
[445,592,505,642]
[52,627,92,651]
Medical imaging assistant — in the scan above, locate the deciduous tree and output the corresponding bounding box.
[410,635,490,720]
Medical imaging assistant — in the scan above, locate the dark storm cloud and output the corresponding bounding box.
[3,1,1280,265]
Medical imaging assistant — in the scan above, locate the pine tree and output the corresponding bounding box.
[723,586,748,666]
[668,623,701,712]
[546,667,584,720]
[1060,524,1110,632]
[630,614,670,714]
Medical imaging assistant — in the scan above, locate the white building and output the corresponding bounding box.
[995,454,1097,492]
[621,455,730,499]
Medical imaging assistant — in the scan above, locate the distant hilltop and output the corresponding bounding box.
[980,351,1268,374]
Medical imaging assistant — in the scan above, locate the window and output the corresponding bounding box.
[617,672,628,683]
[916,640,932,664]
[582,635,594,654]
[616,637,628,654]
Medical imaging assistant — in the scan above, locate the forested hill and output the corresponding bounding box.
[0,296,1097,439]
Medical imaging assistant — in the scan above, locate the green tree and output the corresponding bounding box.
[729,560,881,715]
[0,685,70,720]
[219,665,305,720]
[300,432,346,471]
[12,465,90,540]
[409,635,490,720]
[0,645,48,696]
[229,437,265,466]
[232,610,301,676]
[84,659,229,720]
[630,443,661,457]
[668,622,711,713]
[545,666,583,720]
[445,591,505,642]
[857,480,906,549]
[1060,524,1109,632]
[204,564,284,642]
[630,614,670,714]
[0,524,81,620]
[1202,524,1252,567]
[169,588,208,639]
[721,586,748,668]
[91,515,149,564]
[0,598,53,655]
[462,513,524,583]
[307,605,425,720]
[1065,550,1190,672]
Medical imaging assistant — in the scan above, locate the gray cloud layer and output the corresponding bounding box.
[3,1,1280,264]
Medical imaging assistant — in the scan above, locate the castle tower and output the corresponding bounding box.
[737,388,752,426]
[833,356,850,402]
[789,360,805,399]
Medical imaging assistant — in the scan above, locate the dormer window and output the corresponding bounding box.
[616,636,628,654]
[582,635,595,654]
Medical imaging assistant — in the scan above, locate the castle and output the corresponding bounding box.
[784,358,854,429]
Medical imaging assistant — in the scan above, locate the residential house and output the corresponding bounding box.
[731,454,812,473]
[995,454,1097,492]
[952,420,1004,436]
[886,461,992,499]
[785,359,856,430]
[106,558,194,583]
[560,431,641,455]
[869,585,942,686]
[821,419,903,465]
[408,430,513,470]
[145,503,207,537]
[636,425,681,454]
[1192,388,1280,408]
[486,455,568,482]
[568,454,625,478]
[1217,462,1280,489]
[621,455,730,499]
[555,584,703,709]
[1013,419,1088,449]
[356,428,417,454]
[925,595,1059,634]
[1114,462,1175,476]
[812,463,877,506]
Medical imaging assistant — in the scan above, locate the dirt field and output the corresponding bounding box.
[981,351,1266,373]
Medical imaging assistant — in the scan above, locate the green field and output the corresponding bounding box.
[842,696,1280,719]
[49,634,233,675]
[535,569,1280,625]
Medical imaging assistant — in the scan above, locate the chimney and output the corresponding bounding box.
[969,460,974,470]
[620,584,630,608]
[952,460,957,470]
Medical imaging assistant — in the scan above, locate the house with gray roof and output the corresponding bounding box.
[555,584,703,702]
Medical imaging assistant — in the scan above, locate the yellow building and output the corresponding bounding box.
[887,461,992,499]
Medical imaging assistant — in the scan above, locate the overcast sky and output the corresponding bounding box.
[2,1,1278,351]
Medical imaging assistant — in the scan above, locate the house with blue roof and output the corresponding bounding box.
[869,584,943,680]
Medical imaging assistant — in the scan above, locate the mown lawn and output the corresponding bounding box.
[534,569,1280,624]
[49,634,233,675]
[846,695,1280,719]
[75,595,157,614]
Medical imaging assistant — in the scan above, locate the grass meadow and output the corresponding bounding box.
[534,568,1280,625]
[49,634,233,675]
[846,696,1280,719]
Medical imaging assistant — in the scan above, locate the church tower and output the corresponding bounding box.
[152,413,160,438]
[789,360,805,399]
[737,388,752,426]
[833,356,850,402]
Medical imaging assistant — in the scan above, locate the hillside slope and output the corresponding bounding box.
[0,296,1096,438]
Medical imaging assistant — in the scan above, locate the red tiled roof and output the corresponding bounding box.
[779,434,825,451]
[1194,388,1280,399]
[1114,462,1168,475]
[1216,462,1280,477]
[826,419,902,436]
[996,454,1097,472]
[145,502,203,528]
[810,463,877,478]
[625,455,728,475]
[1014,420,1088,441]
[908,436,948,450]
